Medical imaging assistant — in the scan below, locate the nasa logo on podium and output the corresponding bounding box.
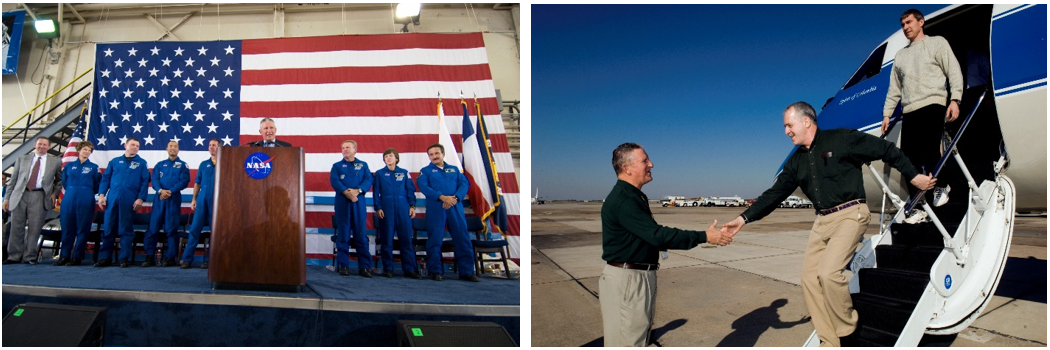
[244,152,274,179]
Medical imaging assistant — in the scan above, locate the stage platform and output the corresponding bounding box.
[2,262,520,346]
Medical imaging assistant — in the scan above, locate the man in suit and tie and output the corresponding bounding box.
[242,118,292,147]
[3,137,63,264]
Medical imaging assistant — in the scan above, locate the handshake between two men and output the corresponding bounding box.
[701,216,747,246]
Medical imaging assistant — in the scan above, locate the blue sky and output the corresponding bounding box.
[532,4,945,200]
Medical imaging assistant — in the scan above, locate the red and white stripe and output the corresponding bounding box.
[239,33,520,263]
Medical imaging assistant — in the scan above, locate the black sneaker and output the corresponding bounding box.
[141,259,156,267]
[405,271,423,279]
[338,266,350,276]
[460,275,480,282]
[382,270,394,278]
[201,262,208,269]
[68,258,82,266]
[118,260,130,268]
[161,258,177,267]
[53,258,70,266]
[180,260,191,269]
[359,268,372,278]
[431,274,443,281]
[94,259,113,267]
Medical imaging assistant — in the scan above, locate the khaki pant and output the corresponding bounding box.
[802,204,869,347]
[599,264,657,347]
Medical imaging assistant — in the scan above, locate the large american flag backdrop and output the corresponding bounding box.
[86,33,520,264]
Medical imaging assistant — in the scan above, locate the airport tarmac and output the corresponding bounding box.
[531,202,1046,347]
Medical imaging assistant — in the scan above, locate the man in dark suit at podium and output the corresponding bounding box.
[242,118,292,147]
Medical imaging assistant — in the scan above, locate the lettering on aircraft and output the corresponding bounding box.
[838,85,878,106]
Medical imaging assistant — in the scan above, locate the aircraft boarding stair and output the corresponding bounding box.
[804,90,1016,347]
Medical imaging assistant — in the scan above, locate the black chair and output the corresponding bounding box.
[466,216,512,278]
[411,217,457,275]
[87,211,106,263]
[330,214,378,270]
[177,213,210,265]
[373,213,422,273]
[126,212,153,263]
[36,210,63,263]
[330,215,338,266]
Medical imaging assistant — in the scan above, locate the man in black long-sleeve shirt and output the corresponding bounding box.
[723,102,936,346]
[600,142,729,346]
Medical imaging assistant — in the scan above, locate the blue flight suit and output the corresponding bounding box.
[144,157,190,262]
[59,159,101,260]
[330,158,374,269]
[417,162,475,277]
[373,166,418,274]
[98,155,150,261]
[181,159,216,264]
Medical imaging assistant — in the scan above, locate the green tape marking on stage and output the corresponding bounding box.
[14,308,24,316]
[412,328,423,337]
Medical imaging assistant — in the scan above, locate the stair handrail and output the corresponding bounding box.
[904,88,989,212]
[2,82,93,147]
[874,88,989,265]
[2,68,93,134]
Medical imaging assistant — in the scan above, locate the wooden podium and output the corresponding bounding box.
[208,146,306,292]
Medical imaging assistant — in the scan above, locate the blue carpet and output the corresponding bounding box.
[3,260,520,346]
[2,262,519,305]
[2,295,520,346]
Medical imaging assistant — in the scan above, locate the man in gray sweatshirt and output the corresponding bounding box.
[881,8,962,207]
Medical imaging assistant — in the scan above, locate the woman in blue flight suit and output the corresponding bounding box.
[373,148,421,279]
[54,141,101,266]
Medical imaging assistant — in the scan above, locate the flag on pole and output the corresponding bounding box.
[475,100,512,237]
[437,99,461,169]
[86,33,519,264]
[56,108,89,211]
[474,99,516,262]
[461,99,495,221]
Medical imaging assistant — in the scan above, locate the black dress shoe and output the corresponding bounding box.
[94,259,112,267]
[180,260,191,269]
[338,266,350,276]
[118,260,130,268]
[53,258,70,266]
[460,274,480,282]
[161,258,177,267]
[25,260,38,265]
[382,270,393,278]
[359,268,372,278]
[405,271,423,279]
[68,258,82,266]
[431,274,443,281]
[141,259,156,267]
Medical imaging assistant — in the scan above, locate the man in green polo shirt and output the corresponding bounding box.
[722,102,936,346]
[600,142,730,347]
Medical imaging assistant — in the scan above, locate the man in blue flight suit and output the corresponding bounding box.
[54,141,101,266]
[180,139,220,269]
[143,141,190,267]
[417,144,478,282]
[96,138,151,268]
[373,148,421,279]
[331,140,374,277]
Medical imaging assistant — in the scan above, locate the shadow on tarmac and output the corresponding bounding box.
[994,256,1047,304]
[717,299,809,347]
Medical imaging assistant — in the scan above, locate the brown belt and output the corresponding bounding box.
[817,199,866,216]
[608,261,659,271]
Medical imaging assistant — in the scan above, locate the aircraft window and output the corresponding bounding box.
[842,43,888,90]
